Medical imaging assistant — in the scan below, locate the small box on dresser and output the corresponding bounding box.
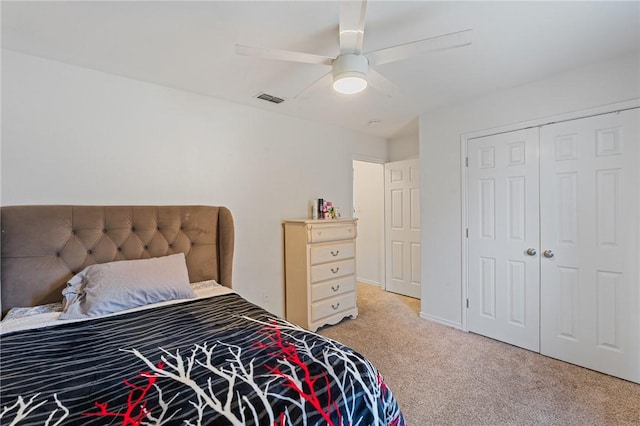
[283,218,358,331]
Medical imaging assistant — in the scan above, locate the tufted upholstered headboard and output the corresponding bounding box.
[0,205,234,315]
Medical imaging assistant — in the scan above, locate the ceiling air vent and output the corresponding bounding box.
[256,93,284,104]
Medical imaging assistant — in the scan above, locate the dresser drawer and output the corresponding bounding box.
[311,276,355,302]
[310,242,354,265]
[311,292,356,322]
[308,223,356,243]
[311,259,355,283]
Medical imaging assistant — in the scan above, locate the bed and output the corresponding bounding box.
[0,205,405,425]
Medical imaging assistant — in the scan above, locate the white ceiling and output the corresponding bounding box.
[2,1,639,139]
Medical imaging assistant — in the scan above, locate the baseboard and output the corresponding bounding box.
[419,312,463,331]
[357,278,382,287]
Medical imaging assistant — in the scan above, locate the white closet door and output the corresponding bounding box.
[467,128,540,351]
[540,109,639,382]
[385,159,421,298]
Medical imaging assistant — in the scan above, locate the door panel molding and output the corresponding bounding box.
[539,109,639,382]
[467,128,540,352]
[462,101,640,383]
[385,159,421,299]
[461,99,639,332]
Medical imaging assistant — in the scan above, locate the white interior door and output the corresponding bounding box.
[539,109,639,382]
[384,159,420,298]
[467,128,541,351]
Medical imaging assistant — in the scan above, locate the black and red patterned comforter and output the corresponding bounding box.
[0,293,405,425]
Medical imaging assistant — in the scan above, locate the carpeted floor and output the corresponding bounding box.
[318,283,640,425]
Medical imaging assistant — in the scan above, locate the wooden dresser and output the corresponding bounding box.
[283,219,358,331]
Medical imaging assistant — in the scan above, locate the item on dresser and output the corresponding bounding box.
[283,218,358,331]
[312,198,339,220]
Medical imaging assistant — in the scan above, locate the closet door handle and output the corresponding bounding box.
[526,248,537,256]
[543,249,555,259]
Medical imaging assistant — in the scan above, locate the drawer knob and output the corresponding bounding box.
[330,250,340,256]
[331,302,341,310]
[331,284,340,292]
[331,267,340,274]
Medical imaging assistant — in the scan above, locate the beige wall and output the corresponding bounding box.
[1,49,389,316]
[388,134,419,162]
[353,160,384,286]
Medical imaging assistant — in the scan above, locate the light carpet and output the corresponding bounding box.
[318,283,640,425]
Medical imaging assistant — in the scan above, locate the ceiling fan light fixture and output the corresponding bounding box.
[333,73,368,94]
[332,53,369,95]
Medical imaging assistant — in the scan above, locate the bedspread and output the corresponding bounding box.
[0,293,405,425]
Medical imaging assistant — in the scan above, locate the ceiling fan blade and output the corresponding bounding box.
[236,44,334,66]
[367,67,401,98]
[367,29,472,67]
[339,0,367,54]
[293,71,333,99]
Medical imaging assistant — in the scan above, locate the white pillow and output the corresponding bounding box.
[60,253,195,319]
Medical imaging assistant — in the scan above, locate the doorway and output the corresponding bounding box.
[353,158,422,299]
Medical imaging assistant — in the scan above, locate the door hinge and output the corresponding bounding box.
[466,228,469,238]
[466,298,469,309]
[465,157,469,167]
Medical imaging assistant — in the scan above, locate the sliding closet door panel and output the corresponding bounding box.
[540,109,639,383]
[467,128,540,352]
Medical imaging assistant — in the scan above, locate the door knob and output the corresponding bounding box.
[543,249,555,258]
[526,248,537,256]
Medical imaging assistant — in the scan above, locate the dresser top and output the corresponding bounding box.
[283,218,357,224]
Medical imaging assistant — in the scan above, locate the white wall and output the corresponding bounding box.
[1,49,388,316]
[419,52,640,328]
[388,134,419,162]
[353,160,384,286]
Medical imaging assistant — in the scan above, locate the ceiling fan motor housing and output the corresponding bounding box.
[332,53,369,94]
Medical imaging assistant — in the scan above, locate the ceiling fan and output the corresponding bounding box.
[236,0,472,98]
